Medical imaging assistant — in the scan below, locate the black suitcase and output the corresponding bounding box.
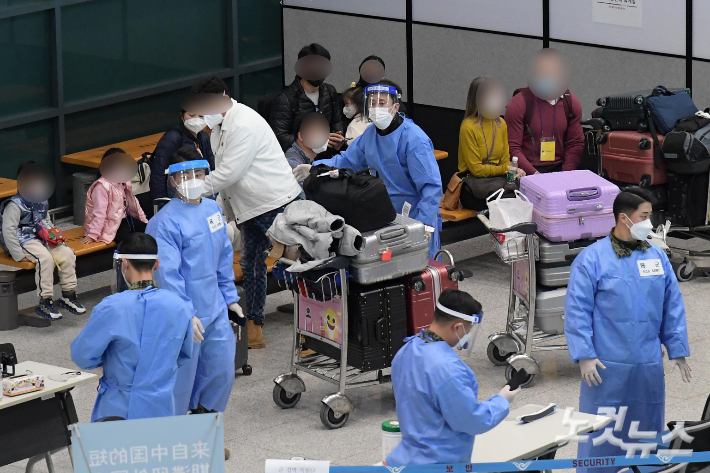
[668,173,709,227]
[611,181,669,228]
[233,286,251,376]
[305,280,407,372]
[592,88,689,132]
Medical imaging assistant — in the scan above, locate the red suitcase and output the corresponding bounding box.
[405,253,472,336]
[599,130,667,186]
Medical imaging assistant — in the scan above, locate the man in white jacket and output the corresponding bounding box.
[190,76,302,349]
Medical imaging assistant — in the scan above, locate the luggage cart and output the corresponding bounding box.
[272,257,391,429]
[477,212,568,388]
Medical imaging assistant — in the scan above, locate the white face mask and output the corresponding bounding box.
[455,325,474,350]
[369,106,395,130]
[204,114,224,129]
[184,117,207,134]
[343,105,358,119]
[178,178,205,200]
[624,214,654,241]
[312,140,329,154]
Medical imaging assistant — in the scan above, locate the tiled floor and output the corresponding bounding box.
[1,233,709,472]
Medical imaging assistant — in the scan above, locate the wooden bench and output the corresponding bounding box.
[232,251,276,283]
[440,207,477,222]
[0,179,18,200]
[61,133,164,168]
[434,150,448,160]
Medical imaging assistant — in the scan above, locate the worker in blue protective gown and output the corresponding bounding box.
[146,149,244,416]
[71,233,193,421]
[565,188,691,473]
[292,80,443,259]
[387,289,518,466]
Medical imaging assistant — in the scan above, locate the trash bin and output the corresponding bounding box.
[0,271,18,331]
[73,171,99,226]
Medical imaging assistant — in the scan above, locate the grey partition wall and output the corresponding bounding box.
[282,7,407,97]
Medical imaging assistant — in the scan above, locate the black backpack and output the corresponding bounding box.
[662,115,710,175]
[303,165,396,232]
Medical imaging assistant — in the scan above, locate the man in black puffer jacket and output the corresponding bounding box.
[150,115,215,202]
[269,43,344,154]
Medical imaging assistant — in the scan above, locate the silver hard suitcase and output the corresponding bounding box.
[536,262,571,287]
[537,235,595,264]
[535,286,566,335]
[350,214,429,284]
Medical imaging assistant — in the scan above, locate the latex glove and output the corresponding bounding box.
[580,358,606,387]
[192,316,205,343]
[498,385,521,403]
[669,357,692,383]
[292,164,312,182]
[228,302,246,327]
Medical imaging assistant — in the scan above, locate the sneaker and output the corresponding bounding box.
[58,291,86,315]
[36,298,62,321]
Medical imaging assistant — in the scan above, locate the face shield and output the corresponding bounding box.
[111,252,158,294]
[166,160,211,201]
[436,302,483,358]
[364,85,401,129]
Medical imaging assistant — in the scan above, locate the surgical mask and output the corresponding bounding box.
[184,117,207,134]
[624,214,654,241]
[530,77,559,101]
[312,140,329,154]
[307,79,325,87]
[204,113,224,129]
[369,106,395,130]
[343,105,358,119]
[178,178,205,200]
[455,325,474,350]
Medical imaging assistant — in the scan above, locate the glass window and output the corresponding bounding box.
[0,120,54,178]
[64,87,191,154]
[239,67,283,110]
[238,0,281,64]
[0,0,51,10]
[0,11,52,118]
[62,0,228,103]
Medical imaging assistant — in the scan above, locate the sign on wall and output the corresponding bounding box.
[71,413,225,473]
[592,0,642,28]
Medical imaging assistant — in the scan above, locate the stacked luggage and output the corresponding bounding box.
[520,170,620,335]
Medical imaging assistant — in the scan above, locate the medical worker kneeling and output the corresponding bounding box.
[565,188,691,473]
[147,147,243,423]
[387,289,519,466]
[71,233,194,421]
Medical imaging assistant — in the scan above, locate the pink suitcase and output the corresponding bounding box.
[519,170,620,242]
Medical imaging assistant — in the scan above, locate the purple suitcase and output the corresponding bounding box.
[519,170,620,242]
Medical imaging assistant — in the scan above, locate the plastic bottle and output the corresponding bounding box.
[507,156,519,184]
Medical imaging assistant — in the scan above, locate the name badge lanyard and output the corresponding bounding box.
[537,98,557,162]
[479,119,497,165]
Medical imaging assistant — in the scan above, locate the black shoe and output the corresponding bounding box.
[57,291,86,315]
[36,298,62,321]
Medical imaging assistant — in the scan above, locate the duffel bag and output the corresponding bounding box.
[646,86,698,135]
[303,165,396,232]
[662,118,710,175]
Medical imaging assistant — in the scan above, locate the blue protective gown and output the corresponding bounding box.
[146,197,239,413]
[387,335,510,466]
[71,287,193,422]
[565,237,690,473]
[319,117,443,258]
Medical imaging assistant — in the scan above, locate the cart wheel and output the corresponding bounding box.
[320,404,349,429]
[487,342,513,367]
[273,384,301,409]
[242,364,252,376]
[505,364,535,388]
[676,263,694,282]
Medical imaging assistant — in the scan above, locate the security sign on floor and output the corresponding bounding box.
[71,413,225,473]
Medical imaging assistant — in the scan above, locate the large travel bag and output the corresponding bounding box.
[536,236,595,287]
[599,131,667,186]
[519,171,619,242]
[233,286,251,376]
[668,173,710,227]
[662,118,710,175]
[592,87,692,133]
[350,214,429,285]
[404,256,472,336]
[535,286,566,335]
[305,280,407,372]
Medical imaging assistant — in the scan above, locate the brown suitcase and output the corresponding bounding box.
[599,131,668,186]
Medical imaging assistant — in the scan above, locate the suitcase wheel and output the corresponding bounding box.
[638,137,651,150]
[409,275,426,292]
[639,175,651,187]
[242,364,252,376]
[597,132,609,145]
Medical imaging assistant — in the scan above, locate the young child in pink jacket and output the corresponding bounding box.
[82,148,148,244]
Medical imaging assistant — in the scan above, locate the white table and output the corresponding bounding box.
[472,404,613,463]
[0,361,98,473]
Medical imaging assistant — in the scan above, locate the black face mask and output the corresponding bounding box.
[307,79,325,87]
